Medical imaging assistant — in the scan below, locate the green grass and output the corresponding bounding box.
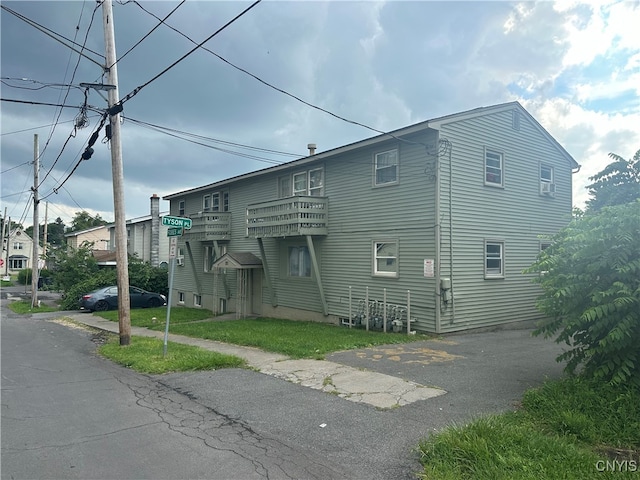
[98,335,246,374]
[94,306,213,328]
[417,378,640,479]
[7,300,60,314]
[1,278,13,287]
[164,317,429,359]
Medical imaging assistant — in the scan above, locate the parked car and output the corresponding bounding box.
[79,286,166,312]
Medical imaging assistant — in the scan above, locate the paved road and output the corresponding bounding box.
[2,287,567,479]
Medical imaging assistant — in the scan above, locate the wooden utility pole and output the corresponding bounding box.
[42,202,48,260]
[102,0,131,345]
[31,134,40,308]
[4,215,10,277]
[1,207,7,276]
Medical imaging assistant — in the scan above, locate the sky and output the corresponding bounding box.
[1,0,639,229]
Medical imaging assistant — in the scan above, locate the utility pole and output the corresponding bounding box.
[4,215,10,277]
[42,202,49,261]
[31,134,40,309]
[1,207,7,277]
[102,0,131,345]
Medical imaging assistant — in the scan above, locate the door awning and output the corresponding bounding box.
[213,252,262,270]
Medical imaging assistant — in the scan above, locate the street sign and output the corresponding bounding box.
[162,215,192,229]
[167,227,183,237]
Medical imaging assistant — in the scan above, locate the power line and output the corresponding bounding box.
[1,162,31,175]
[130,0,429,150]
[0,4,105,68]
[117,0,262,108]
[1,97,101,111]
[112,0,186,68]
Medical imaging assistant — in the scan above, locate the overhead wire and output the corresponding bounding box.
[129,0,430,150]
[117,0,262,108]
[112,0,186,68]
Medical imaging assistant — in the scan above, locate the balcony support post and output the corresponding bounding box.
[185,241,202,295]
[306,235,328,316]
[257,238,278,307]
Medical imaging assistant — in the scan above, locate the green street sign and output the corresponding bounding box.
[167,227,183,237]
[162,215,192,229]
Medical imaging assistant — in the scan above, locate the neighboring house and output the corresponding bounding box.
[3,228,34,274]
[106,194,170,267]
[163,102,579,334]
[65,225,110,250]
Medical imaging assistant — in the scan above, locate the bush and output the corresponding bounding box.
[17,269,32,285]
[526,201,640,386]
[60,269,117,310]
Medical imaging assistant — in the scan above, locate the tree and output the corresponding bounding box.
[68,211,108,232]
[526,201,640,386]
[25,217,66,247]
[585,149,640,212]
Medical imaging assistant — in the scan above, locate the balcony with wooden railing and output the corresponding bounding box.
[182,212,231,241]
[246,196,328,238]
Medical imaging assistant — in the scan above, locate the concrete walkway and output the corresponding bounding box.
[60,313,446,409]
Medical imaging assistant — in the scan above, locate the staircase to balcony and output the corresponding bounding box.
[246,196,328,238]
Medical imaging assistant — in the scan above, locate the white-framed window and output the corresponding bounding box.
[540,164,553,183]
[374,149,398,186]
[278,176,291,198]
[539,241,551,275]
[178,200,185,216]
[222,192,229,212]
[485,149,503,187]
[288,246,311,277]
[177,247,185,266]
[13,242,23,250]
[309,168,324,196]
[211,193,220,212]
[9,258,27,269]
[203,194,211,211]
[178,292,185,304]
[194,294,202,307]
[373,241,398,277]
[485,240,505,278]
[293,172,307,196]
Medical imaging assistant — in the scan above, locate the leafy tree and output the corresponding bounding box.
[68,211,108,232]
[25,217,67,248]
[526,201,640,386]
[585,149,640,212]
[48,243,100,293]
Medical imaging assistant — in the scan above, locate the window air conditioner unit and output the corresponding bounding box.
[541,182,556,195]
[176,258,184,266]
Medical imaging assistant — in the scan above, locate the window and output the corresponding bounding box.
[540,164,553,183]
[204,244,227,272]
[178,292,185,304]
[485,241,504,278]
[212,193,220,211]
[283,169,324,197]
[9,258,27,269]
[278,176,291,198]
[194,294,202,307]
[178,200,185,216]
[374,149,398,186]
[203,194,211,211]
[177,247,184,266]
[13,242,23,250]
[374,241,398,277]
[485,149,503,187]
[288,246,311,277]
[223,192,229,212]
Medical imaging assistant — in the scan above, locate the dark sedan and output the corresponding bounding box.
[80,286,166,312]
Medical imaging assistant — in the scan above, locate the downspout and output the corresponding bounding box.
[185,241,201,295]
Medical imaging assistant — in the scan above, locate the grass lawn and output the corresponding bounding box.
[164,317,429,359]
[98,335,246,374]
[417,377,640,479]
[94,309,429,359]
[7,300,60,314]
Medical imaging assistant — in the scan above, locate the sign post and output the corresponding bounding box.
[163,236,178,357]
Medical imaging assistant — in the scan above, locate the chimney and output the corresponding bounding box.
[150,194,160,267]
[307,143,316,156]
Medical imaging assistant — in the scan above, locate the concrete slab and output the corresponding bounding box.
[62,313,446,409]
